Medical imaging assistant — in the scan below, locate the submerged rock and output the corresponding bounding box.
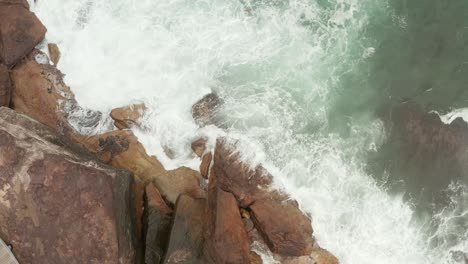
[0,2,46,67]
[110,103,146,130]
[192,93,222,126]
[212,137,316,257]
[47,43,61,65]
[0,107,139,264]
[370,102,468,211]
[0,64,11,107]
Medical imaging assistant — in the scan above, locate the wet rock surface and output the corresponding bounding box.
[144,183,173,264]
[199,152,212,179]
[0,2,46,67]
[10,49,78,134]
[47,43,61,66]
[0,107,139,264]
[163,195,206,264]
[0,64,11,107]
[110,103,146,130]
[192,93,222,126]
[203,172,250,263]
[212,137,315,257]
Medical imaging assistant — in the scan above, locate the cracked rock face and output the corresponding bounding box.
[0,107,139,264]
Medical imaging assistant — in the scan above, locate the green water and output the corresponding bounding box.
[330,0,468,135]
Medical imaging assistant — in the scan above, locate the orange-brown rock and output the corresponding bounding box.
[0,0,29,9]
[80,130,165,181]
[144,183,173,264]
[0,64,11,106]
[0,107,139,264]
[282,248,339,264]
[204,172,250,263]
[191,137,207,157]
[0,3,46,67]
[250,251,263,264]
[154,167,204,204]
[200,152,212,179]
[10,50,78,134]
[47,43,61,65]
[163,195,206,264]
[110,103,146,130]
[81,130,204,204]
[192,93,222,126]
[213,137,314,256]
[250,197,314,256]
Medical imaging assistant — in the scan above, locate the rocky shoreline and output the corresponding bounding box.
[0,2,338,264]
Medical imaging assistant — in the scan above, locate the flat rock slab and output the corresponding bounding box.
[0,107,139,264]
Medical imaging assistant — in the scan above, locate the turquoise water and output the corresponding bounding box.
[35,0,468,262]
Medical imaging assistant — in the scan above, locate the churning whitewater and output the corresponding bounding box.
[34,0,467,263]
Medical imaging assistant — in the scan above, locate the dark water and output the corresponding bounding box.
[327,0,468,260]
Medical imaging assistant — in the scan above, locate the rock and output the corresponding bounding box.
[191,137,207,157]
[0,4,46,67]
[0,0,29,9]
[282,248,339,264]
[80,129,165,182]
[10,50,78,134]
[240,208,251,219]
[82,130,204,204]
[0,64,11,107]
[369,102,468,212]
[47,43,61,65]
[212,137,314,256]
[163,195,206,264]
[199,152,212,179]
[0,107,139,264]
[242,218,254,233]
[133,178,145,244]
[250,197,314,256]
[144,183,173,264]
[110,103,146,130]
[192,93,222,126]
[203,172,250,263]
[155,167,205,204]
[250,251,263,264]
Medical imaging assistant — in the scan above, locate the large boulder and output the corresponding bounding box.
[0,107,139,264]
[0,64,10,107]
[81,130,204,204]
[212,137,315,257]
[80,129,165,183]
[163,195,206,264]
[203,172,250,263]
[144,183,173,264]
[10,49,78,134]
[10,49,108,140]
[0,3,46,67]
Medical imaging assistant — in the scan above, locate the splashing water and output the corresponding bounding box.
[34,0,468,263]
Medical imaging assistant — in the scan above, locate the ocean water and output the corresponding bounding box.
[33,0,468,263]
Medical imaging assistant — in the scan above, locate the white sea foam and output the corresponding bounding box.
[34,0,467,263]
